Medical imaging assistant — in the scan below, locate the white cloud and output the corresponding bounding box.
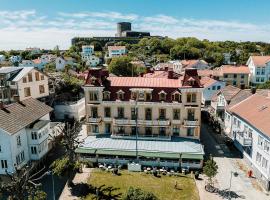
[0,9,270,50]
[58,11,138,21]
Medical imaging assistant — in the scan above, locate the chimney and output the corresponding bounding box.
[168,70,174,79]
[13,95,20,102]
[251,87,256,94]
[0,101,4,109]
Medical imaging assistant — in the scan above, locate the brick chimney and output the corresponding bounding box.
[168,70,174,79]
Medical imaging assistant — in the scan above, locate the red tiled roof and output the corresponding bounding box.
[200,76,218,88]
[32,58,41,64]
[198,70,214,77]
[107,77,182,88]
[250,56,270,67]
[230,93,270,137]
[217,65,250,74]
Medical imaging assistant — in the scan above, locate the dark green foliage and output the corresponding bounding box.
[123,187,158,200]
[203,156,218,185]
[257,81,270,89]
[108,56,144,76]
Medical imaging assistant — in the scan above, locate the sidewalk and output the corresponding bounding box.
[59,167,92,200]
[195,175,222,200]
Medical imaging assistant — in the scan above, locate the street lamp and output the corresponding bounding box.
[228,171,239,200]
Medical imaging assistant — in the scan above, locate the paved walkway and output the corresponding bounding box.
[200,123,270,200]
[59,167,92,200]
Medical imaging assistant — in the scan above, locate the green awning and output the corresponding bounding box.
[75,148,96,154]
[139,152,180,159]
[96,149,136,157]
[181,154,204,160]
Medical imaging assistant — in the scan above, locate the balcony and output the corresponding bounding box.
[183,119,199,127]
[235,131,252,146]
[87,117,102,124]
[113,118,136,126]
[138,119,170,126]
[113,118,170,126]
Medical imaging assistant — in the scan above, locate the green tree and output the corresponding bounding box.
[257,81,270,89]
[123,187,158,200]
[51,121,82,187]
[203,156,218,186]
[44,62,56,73]
[0,166,47,200]
[28,190,47,200]
[108,56,133,76]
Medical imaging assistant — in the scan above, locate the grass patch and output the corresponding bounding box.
[84,169,199,200]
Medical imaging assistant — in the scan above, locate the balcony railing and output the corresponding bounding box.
[235,131,252,146]
[87,117,102,123]
[183,119,199,127]
[113,118,170,126]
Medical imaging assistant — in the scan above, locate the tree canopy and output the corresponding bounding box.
[108,56,145,76]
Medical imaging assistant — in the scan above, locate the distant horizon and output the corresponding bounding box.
[1,0,270,50]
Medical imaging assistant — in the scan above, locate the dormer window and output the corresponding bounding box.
[159,90,167,101]
[117,90,125,100]
[103,91,110,100]
[188,77,195,86]
[131,91,138,100]
[172,91,181,102]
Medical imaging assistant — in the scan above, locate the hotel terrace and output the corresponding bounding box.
[77,68,204,169]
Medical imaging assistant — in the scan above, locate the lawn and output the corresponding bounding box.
[84,169,199,200]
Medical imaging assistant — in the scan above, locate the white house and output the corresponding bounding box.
[200,76,225,106]
[9,55,22,63]
[247,56,270,85]
[54,97,85,121]
[225,93,270,190]
[0,98,53,174]
[81,45,94,59]
[107,46,127,58]
[0,67,49,103]
[85,55,100,67]
[19,60,35,67]
[0,55,6,63]
[55,56,75,71]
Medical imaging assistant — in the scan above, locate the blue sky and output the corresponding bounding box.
[0,0,270,50]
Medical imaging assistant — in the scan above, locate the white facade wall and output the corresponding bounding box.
[0,128,30,174]
[248,59,270,84]
[19,60,35,67]
[0,55,5,63]
[14,69,49,101]
[26,122,50,160]
[108,49,127,58]
[85,55,100,67]
[229,114,270,189]
[54,98,85,120]
[202,81,225,105]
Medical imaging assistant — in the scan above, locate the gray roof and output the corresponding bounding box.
[29,120,50,130]
[12,67,34,82]
[0,67,22,74]
[79,136,204,155]
[0,98,53,135]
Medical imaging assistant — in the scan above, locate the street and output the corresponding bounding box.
[199,122,269,200]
